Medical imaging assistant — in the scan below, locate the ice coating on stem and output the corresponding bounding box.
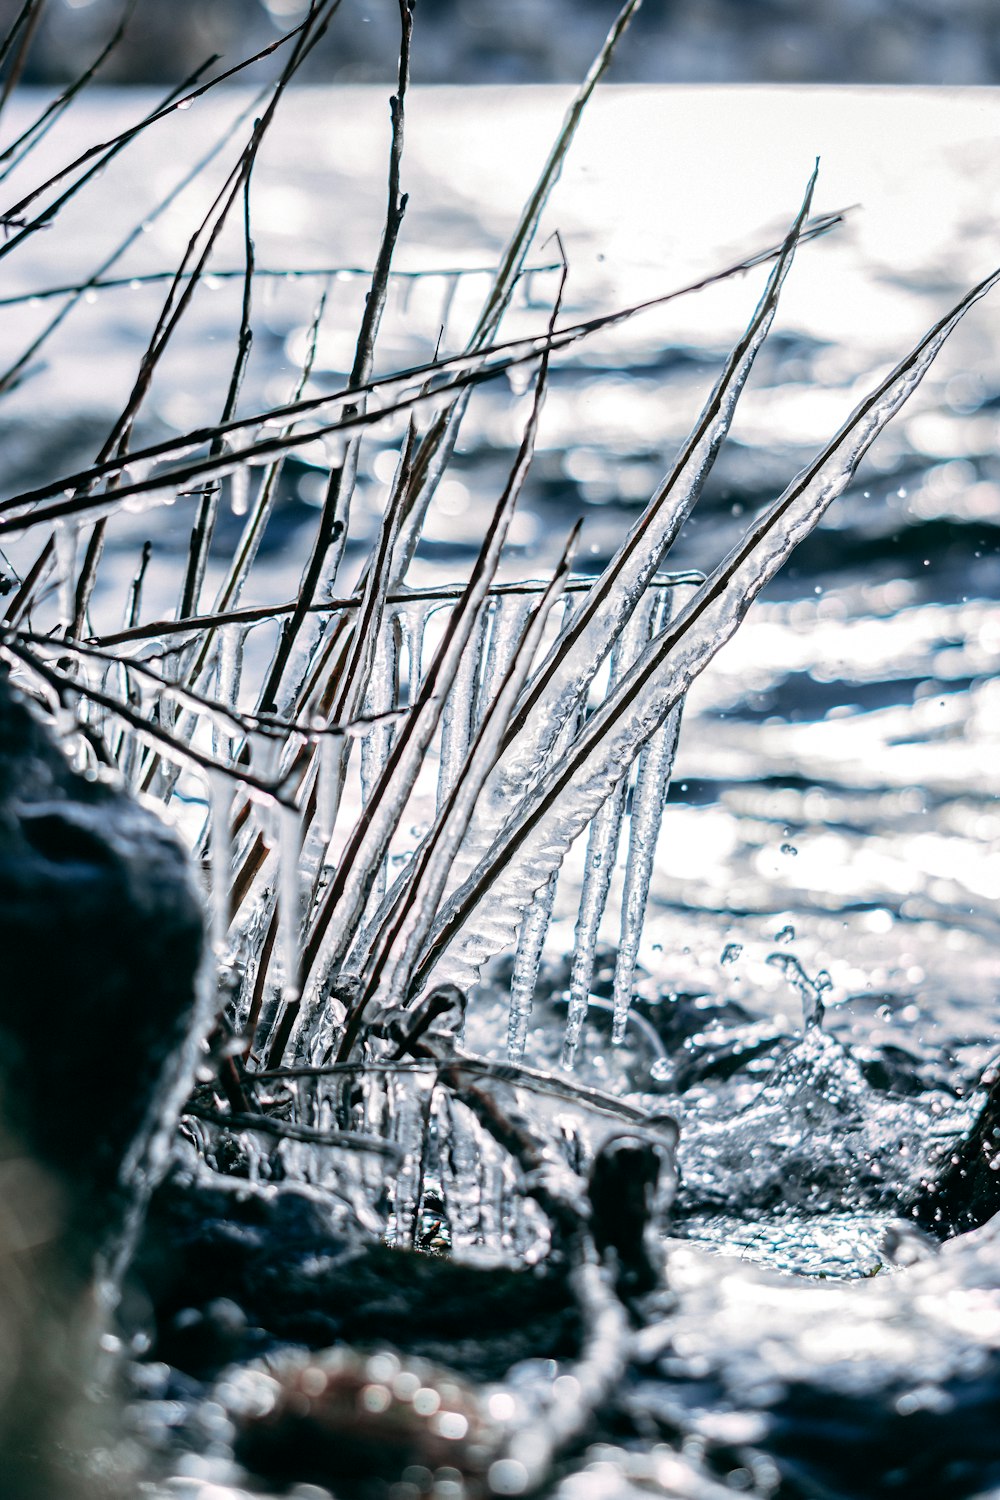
[360,557,571,1013]
[434,176,815,913]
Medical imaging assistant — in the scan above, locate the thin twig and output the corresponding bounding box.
[92,573,704,651]
[0,211,845,528]
[0,0,139,181]
[256,0,413,715]
[0,261,558,309]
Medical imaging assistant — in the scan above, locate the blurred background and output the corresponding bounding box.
[9,0,1000,87]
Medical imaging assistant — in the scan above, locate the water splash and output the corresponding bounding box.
[767,951,833,1030]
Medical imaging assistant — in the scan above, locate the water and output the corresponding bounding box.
[2,82,1000,1498]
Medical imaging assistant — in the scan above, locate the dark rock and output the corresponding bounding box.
[0,667,205,1497]
[588,1120,678,1297]
[135,1171,580,1383]
[0,667,205,1257]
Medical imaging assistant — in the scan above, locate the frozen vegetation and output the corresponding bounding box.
[1,2,1000,1498]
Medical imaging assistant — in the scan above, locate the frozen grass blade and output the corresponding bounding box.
[0,62,221,260]
[412,262,1000,999]
[0,19,316,259]
[179,174,256,621]
[431,171,818,935]
[505,166,817,767]
[468,0,642,352]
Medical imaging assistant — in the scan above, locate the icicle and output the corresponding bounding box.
[360,617,402,802]
[479,1142,506,1256]
[399,598,428,707]
[229,461,250,517]
[442,1095,486,1250]
[478,592,533,724]
[355,558,573,1006]
[398,273,416,319]
[349,617,400,922]
[611,703,682,1043]
[213,624,243,762]
[560,593,656,1063]
[250,727,280,786]
[561,784,627,1070]
[277,800,303,1003]
[438,270,460,343]
[436,605,487,809]
[507,871,558,1062]
[506,361,533,397]
[314,726,338,846]
[52,519,78,632]
[207,770,234,957]
[387,1070,434,1249]
[357,1070,392,1224]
